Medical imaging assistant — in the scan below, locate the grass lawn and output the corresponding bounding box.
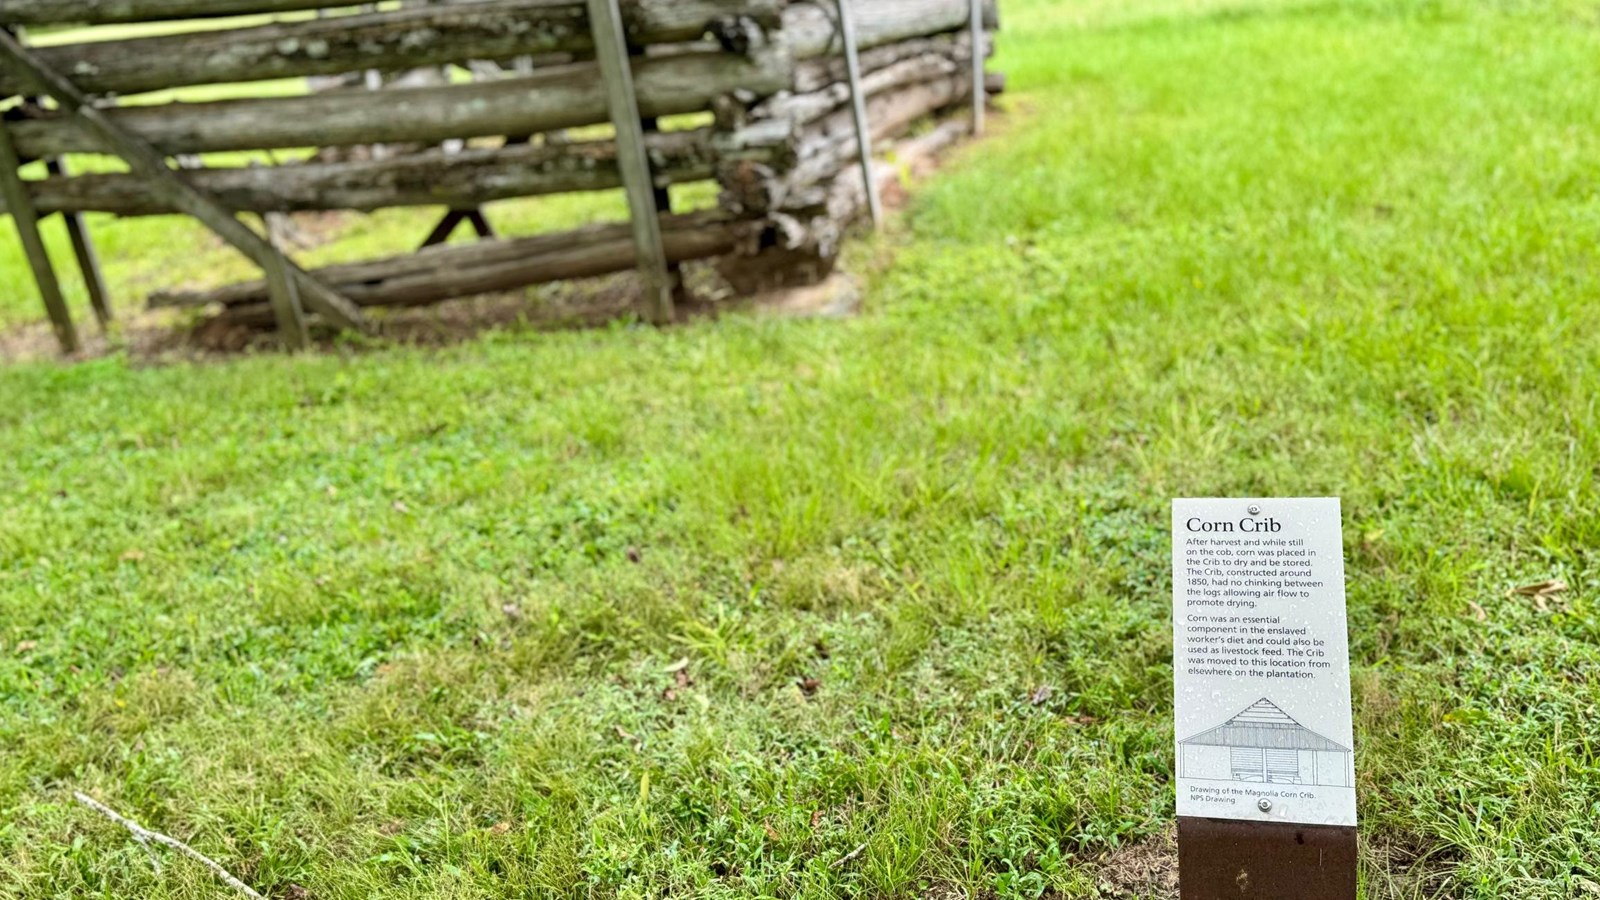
[4,0,1600,897]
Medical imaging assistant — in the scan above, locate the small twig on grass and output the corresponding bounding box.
[72,792,265,900]
[830,841,868,869]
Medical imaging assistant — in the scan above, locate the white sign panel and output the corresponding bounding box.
[1172,498,1356,827]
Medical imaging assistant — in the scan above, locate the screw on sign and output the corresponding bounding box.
[1172,498,1358,900]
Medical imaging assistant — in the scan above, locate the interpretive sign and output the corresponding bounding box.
[1172,498,1357,900]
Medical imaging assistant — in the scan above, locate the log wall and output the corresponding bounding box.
[0,0,1002,340]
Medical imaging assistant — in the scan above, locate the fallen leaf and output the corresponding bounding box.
[1467,600,1487,622]
[1029,685,1053,706]
[763,820,781,842]
[674,667,692,689]
[488,822,511,836]
[392,500,410,514]
[662,687,678,702]
[664,657,690,674]
[810,808,824,829]
[501,603,523,620]
[614,725,641,747]
[798,677,821,697]
[1510,580,1568,598]
[119,549,145,562]
[15,641,37,653]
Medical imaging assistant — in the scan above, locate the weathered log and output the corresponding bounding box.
[7,48,791,158]
[151,211,760,312]
[793,35,953,95]
[0,0,363,25]
[791,31,979,94]
[0,0,778,28]
[721,71,973,213]
[782,0,997,60]
[798,117,969,263]
[3,126,790,217]
[757,51,962,128]
[717,118,967,294]
[0,0,783,97]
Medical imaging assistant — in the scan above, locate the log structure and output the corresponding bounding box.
[0,0,1003,350]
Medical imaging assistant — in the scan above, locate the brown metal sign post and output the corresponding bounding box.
[1172,499,1357,900]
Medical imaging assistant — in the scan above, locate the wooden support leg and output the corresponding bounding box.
[418,208,496,249]
[586,0,675,324]
[0,118,78,353]
[641,115,688,305]
[419,209,467,249]
[44,157,112,329]
[262,212,309,349]
[464,208,496,239]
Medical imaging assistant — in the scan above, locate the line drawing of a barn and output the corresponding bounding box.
[1178,698,1353,787]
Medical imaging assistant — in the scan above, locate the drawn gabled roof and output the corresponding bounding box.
[1181,698,1350,752]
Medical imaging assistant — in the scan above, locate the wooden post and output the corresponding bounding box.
[969,0,986,136]
[44,156,112,329]
[642,115,687,305]
[836,0,883,229]
[0,117,78,353]
[262,212,309,349]
[0,28,371,334]
[586,0,675,323]
[1179,819,1356,899]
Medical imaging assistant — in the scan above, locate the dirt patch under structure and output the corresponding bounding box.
[1090,827,1178,899]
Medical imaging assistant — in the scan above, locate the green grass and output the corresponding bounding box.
[4,0,1600,897]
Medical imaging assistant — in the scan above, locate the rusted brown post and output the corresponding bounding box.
[1178,819,1357,899]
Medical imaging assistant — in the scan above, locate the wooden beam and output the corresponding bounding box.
[44,156,111,328]
[0,0,363,26]
[150,212,758,312]
[0,126,787,218]
[0,0,783,97]
[0,118,78,353]
[587,0,674,323]
[261,212,309,350]
[969,0,986,136]
[7,48,793,158]
[783,0,999,60]
[1,0,782,29]
[0,29,370,334]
